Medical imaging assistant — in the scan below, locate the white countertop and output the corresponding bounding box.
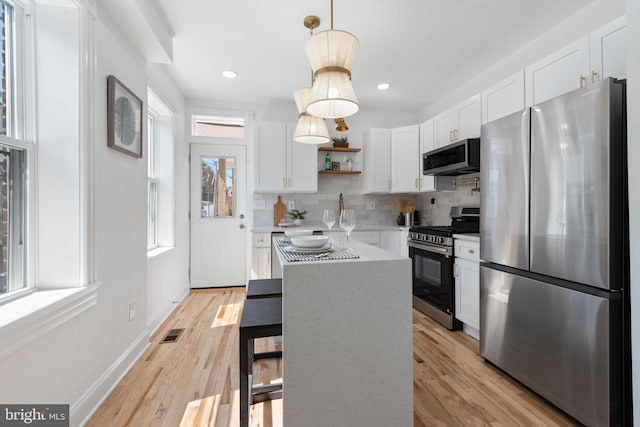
[274,237,406,266]
[252,224,411,233]
[453,233,480,241]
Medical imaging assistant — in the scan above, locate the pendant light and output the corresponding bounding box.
[305,0,359,119]
[293,16,331,144]
[293,87,331,144]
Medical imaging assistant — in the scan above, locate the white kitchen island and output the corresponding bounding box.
[274,238,413,427]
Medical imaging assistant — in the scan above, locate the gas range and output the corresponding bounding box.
[409,206,479,248]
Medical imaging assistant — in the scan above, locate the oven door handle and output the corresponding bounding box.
[408,241,452,256]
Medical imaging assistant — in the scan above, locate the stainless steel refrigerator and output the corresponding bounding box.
[480,78,630,426]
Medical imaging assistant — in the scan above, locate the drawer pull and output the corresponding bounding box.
[468,249,475,254]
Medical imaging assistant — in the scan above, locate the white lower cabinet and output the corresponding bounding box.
[399,229,409,257]
[454,237,480,339]
[350,230,380,247]
[251,232,271,279]
[380,230,399,254]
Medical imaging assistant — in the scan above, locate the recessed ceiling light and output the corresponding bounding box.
[222,70,238,79]
[377,83,390,90]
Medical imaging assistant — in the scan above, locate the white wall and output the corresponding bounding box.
[626,0,639,421]
[146,63,190,331]
[418,0,626,119]
[0,4,189,426]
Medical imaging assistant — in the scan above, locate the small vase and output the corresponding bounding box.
[396,213,405,226]
[294,219,303,226]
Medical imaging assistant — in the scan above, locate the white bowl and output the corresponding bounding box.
[284,229,314,237]
[290,235,330,248]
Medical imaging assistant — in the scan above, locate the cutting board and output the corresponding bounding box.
[273,195,287,226]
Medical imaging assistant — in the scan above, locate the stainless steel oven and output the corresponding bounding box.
[409,240,460,330]
[409,206,479,330]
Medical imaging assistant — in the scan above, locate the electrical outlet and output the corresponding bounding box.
[366,200,376,210]
[129,302,136,321]
[287,200,295,210]
[253,199,266,209]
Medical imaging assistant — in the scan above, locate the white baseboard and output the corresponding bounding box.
[71,330,150,427]
[463,324,480,340]
[147,286,189,335]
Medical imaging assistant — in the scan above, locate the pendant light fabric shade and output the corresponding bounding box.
[305,29,360,118]
[293,87,331,144]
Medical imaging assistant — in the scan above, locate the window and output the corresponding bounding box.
[147,112,158,249]
[0,0,29,302]
[147,87,175,253]
[191,115,245,138]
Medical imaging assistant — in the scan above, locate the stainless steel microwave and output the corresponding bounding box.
[423,138,480,176]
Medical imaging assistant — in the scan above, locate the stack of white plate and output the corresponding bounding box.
[289,235,331,252]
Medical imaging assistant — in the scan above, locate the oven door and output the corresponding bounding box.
[408,240,454,314]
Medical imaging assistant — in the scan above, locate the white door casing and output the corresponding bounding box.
[190,143,247,288]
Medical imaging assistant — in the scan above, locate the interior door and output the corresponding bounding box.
[190,144,246,288]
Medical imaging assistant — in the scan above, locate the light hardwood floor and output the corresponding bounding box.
[87,288,578,427]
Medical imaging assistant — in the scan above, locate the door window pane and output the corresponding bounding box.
[200,156,235,219]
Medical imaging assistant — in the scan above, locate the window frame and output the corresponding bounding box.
[0,0,34,305]
[146,86,175,256]
[147,110,158,250]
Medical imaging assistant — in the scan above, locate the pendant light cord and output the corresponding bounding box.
[330,0,334,29]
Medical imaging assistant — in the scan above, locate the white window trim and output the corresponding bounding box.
[0,283,98,359]
[0,1,100,357]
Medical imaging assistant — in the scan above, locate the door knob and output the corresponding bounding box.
[239,214,245,219]
[239,224,245,229]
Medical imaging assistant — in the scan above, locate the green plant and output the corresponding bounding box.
[331,136,348,143]
[288,209,307,220]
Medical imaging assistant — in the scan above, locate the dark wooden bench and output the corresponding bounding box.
[239,296,283,427]
[246,278,282,299]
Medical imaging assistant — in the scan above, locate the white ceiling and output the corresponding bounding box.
[155,0,596,113]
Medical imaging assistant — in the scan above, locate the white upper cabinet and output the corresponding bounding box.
[434,108,455,148]
[363,128,391,193]
[455,94,482,140]
[391,125,420,193]
[590,15,626,82]
[418,119,435,192]
[434,94,481,147]
[526,16,626,106]
[481,70,525,124]
[254,122,288,192]
[254,122,317,193]
[286,125,317,192]
[525,37,590,106]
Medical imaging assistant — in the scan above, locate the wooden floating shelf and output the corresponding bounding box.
[318,147,361,153]
[319,170,362,175]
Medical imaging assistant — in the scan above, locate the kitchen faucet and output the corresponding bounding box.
[338,193,344,219]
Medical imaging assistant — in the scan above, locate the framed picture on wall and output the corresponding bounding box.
[107,75,143,158]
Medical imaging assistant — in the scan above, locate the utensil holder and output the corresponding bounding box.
[404,212,413,227]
